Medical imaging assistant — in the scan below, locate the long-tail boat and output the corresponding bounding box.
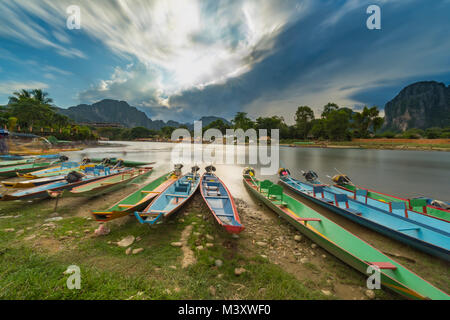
[67,167,152,198]
[243,168,449,300]
[90,158,154,167]
[331,176,450,222]
[19,161,88,179]
[0,158,35,167]
[2,175,67,188]
[92,171,177,222]
[0,167,127,201]
[135,166,200,225]
[278,169,450,261]
[200,166,244,234]
[0,161,61,178]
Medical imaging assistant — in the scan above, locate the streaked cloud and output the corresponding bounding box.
[0,81,49,95]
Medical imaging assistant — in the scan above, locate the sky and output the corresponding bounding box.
[0,0,449,124]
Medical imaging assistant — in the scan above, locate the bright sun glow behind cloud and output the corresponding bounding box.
[0,0,305,104]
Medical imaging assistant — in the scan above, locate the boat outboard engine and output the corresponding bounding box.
[112,159,124,169]
[205,165,216,173]
[81,157,91,165]
[102,158,111,165]
[174,164,183,177]
[278,168,290,178]
[243,167,255,177]
[65,171,85,183]
[59,155,69,162]
[431,200,450,210]
[303,170,319,183]
[332,174,351,185]
[191,165,200,174]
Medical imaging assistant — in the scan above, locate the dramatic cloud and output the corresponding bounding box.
[0,0,449,122]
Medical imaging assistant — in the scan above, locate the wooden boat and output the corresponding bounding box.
[200,168,244,234]
[92,172,177,222]
[2,175,67,188]
[0,158,35,167]
[90,158,154,167]
[0,161,60,178]
[279,171,450,261]
[135,167,200,225]
[243,168,449,300]
[1,168,127,201]
[67,167,152,198]
[334,180,450,222]
[19,162,89,179]
[0,154,61,161]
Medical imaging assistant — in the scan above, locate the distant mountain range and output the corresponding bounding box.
[55,81,449,132]
[384,81,450,131]
[56,99,230,130]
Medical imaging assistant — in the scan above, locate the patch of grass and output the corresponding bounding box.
[0,199,328,300]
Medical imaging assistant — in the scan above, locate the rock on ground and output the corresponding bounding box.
[117,235,135,247]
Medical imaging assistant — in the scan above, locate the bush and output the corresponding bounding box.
[381,131,396,138]
[425,127,442,139]
[401,128,424,139]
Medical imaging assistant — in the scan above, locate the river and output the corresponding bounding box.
[67,141,450,201]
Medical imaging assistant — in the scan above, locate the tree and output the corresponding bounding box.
[203,119,231,134]
[232,112,254,131]
[352,106,384,138]
[8,117,18,131]
[321,103,339,118]
[309,119,326,139]
[31,89,53,105]
[160,126,176,138]
[324,109,351,141]
[8,89,32,104]
[294,106,314,139]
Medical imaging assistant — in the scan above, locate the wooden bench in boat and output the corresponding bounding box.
[367,261,397,270]
[141,190,161,194]
[294,217,321,226]
[165,194,189,198]
[346,208,362,216]
[397,227,421,232]
[118,204,135,208]
[205,195,228,199]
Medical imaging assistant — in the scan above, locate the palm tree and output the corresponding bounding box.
[8,89,32,104]
[31,89,53,105]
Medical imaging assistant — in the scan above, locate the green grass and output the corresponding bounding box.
[0,198,329,300]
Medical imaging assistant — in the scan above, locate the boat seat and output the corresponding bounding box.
[165,194,188,198]
[367,262,397,270]
[216,213,234,217]
[118,204,134,208]
[346,208,362,216]
[397,227,420,232]
[205,195,228,199]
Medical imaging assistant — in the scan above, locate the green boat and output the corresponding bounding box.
[90,158,154,167]
[0,158,34,167]
[0,162,58,178]
[67,168,153,198]
[336,183,449,222]
[243,169,449,300]
[92,171,177,222]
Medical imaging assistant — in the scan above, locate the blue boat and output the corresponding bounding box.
[200,168,244,234]
[135,167,200,225]
[278,169,450,261]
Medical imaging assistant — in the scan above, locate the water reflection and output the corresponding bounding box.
[67,141,450,201]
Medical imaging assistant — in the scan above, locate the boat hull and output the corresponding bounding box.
[281,180,450,261]
[200,173,244,234]
[92,172,176,222]
[243,176,449,300]
[135,173,200,225]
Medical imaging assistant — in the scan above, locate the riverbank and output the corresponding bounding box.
[0,176,448,300]
[280,138,450,151]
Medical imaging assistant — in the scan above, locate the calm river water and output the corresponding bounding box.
[67,141,450,201]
